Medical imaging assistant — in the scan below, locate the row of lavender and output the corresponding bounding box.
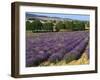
[26,31,89,67]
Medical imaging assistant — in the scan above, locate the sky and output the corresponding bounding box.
[27,12,90,21]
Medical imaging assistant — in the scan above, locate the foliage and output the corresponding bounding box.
[43,22,53,32]
[72,21,85,31]
[55,21,65,31]
[64,21,73,30]
[31,20,43,32]
[26,21,32,30]
[26,19,89,32]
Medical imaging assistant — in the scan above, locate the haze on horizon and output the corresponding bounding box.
[26,12,90,21]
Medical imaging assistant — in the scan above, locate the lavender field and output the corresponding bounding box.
[26,31,89,67]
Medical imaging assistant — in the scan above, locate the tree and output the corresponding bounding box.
[63,21,74,31]
[31,20,43,32]
[26,21,32,31]
[55,21,65,31]
[80,22,85,30]
[43,22,53,32]
[72,21,85,31]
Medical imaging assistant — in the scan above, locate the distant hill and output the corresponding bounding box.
[26,13,72,21]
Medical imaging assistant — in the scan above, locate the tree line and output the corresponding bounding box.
[26,19,89,32]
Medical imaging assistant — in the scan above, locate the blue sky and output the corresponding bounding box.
[27,12,90,21]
